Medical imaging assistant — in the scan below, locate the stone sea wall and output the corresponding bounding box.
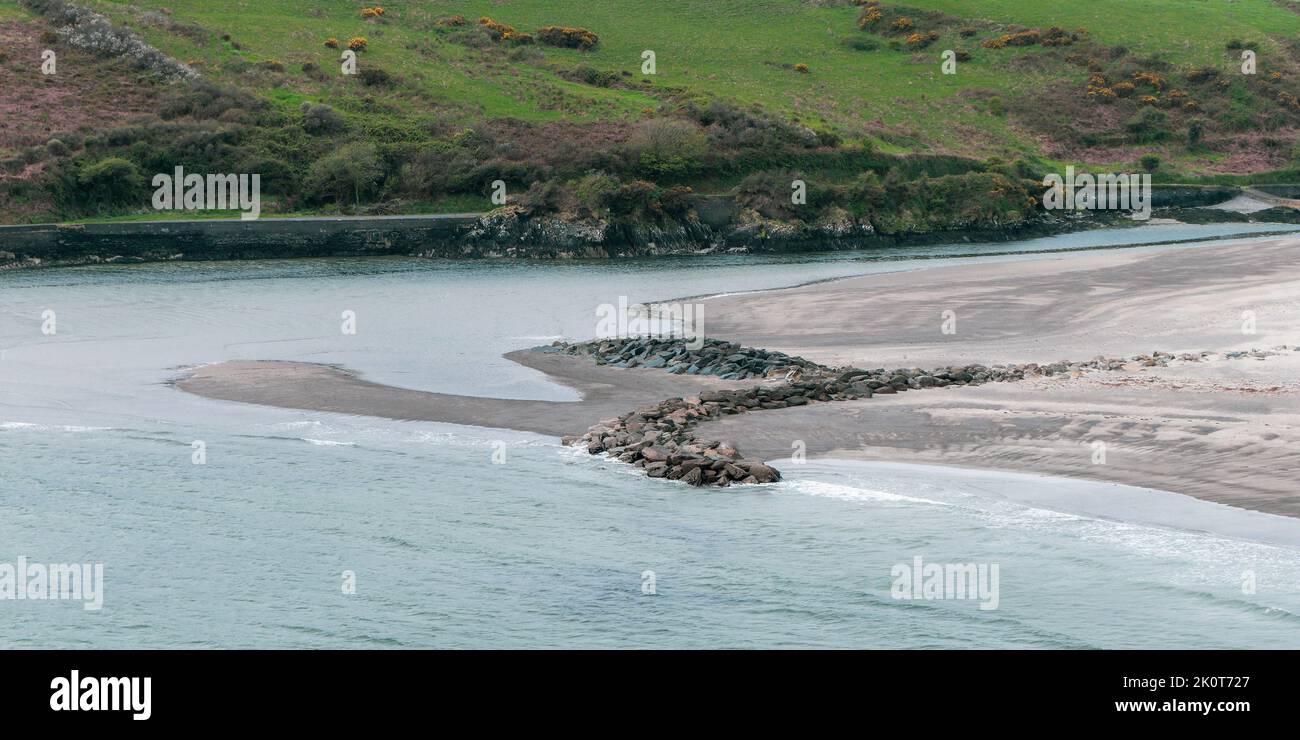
[0,216,480,269]
[0,185,1263,270]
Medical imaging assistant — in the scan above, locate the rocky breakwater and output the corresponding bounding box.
[566,395,783,487]
[555,337,1296,488]
[557,336,819,380]
[557,337,1045,488]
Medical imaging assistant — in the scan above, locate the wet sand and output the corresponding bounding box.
[701,236,1300,368]
[703,364,1300,516]
[175,349,758,437]
[175,236,1300,517]
[692,235,1300,515]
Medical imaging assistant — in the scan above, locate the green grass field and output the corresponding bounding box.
[6,0,1300,224]
[69,0,1300,159]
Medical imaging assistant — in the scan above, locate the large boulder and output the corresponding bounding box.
[641,446,670,463]
[738,462,781,483]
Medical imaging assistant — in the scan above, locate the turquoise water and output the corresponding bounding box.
[2,222,1300,648]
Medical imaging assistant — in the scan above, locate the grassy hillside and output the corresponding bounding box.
[72,0,1300,152]
[4,0,1300,224]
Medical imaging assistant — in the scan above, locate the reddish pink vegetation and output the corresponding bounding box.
[1194,128,1299,174]
[984,63,1300,175]
[477,118,634,167]
[0,22,162,156]
[1054,130,1297,175]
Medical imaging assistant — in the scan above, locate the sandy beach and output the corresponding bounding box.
[176,350,760,437]
[176,236,1300,517]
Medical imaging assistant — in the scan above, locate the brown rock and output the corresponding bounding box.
[641,446,670,463]
[745,463,780,483]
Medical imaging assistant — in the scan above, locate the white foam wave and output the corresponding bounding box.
[0,421,114,433]
[785,479,952,507]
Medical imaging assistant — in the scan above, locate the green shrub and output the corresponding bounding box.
[536,26,598,50]
[304,143,385,204]
[477,17,517,41]
[623,118,709,180]
[234,153,296,192]
[869,171,1035,234]
[448,27,493,49]
[303,103,346,134]
[76,157,144,208]
[605,179,657,216]
[567,64,621,87]
[517,179,575,212]
[1126,108,1169,142]
[839,37,880,52]
[158,80,260,121]
[396,142,485,197]
[683,99,819,150]
[358,67,395,87]
[572,171,621,213]
[735,169,805,219]
[734,169,835,218]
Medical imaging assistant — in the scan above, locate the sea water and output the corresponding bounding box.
[2,222,1299,648]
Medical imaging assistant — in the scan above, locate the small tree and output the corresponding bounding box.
[304,143,385,205]
[1139,153,1161,172]
[77,157,144,210]
[623,118,708,180]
